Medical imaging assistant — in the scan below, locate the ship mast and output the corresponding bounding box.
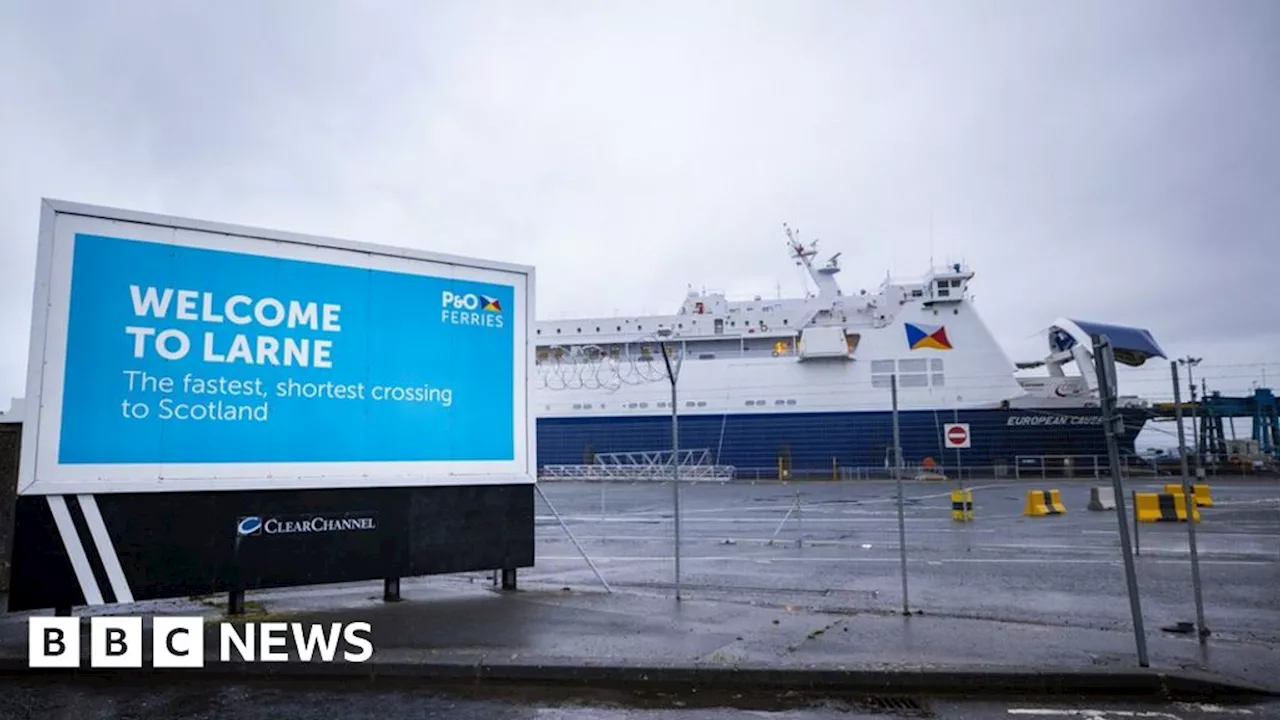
[784,223,842,298]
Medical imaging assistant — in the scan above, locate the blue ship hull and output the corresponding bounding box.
[536,408,1150,474]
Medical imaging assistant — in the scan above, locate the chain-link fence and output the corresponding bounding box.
[528,360,1280,662]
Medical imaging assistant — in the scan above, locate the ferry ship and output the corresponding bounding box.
[533,226,1166,476]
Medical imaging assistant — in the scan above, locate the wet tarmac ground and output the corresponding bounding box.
[530,477,1280,646]
[0,477,1273,719]
[0,676,1274,720]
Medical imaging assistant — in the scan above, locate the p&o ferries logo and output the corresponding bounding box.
[441,290,505,329]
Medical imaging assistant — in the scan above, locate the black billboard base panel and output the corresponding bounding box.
[228,590,246,617]
[6,484,535,613]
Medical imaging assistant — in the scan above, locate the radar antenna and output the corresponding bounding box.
[784,223,818,263]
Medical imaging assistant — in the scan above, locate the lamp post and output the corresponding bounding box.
[1178,356,1203,472]
[656,328,684,600]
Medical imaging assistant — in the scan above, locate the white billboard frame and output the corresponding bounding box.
[19,199,537,495]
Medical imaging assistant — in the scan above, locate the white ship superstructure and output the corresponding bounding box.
[536,227,1093,418]
[531,226,1164,472]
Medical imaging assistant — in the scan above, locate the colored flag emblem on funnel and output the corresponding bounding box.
[481,296,502,312]
[905,322,952,350]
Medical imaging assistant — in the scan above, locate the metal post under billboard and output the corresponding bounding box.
[8,199,538,612]
[1093,336,1149,667]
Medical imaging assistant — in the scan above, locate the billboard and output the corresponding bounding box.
[19,200,535,495]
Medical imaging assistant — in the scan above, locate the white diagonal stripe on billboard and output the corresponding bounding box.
[46,495,104,605]
[76,494,135,604]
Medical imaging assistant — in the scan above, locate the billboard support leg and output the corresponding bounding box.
[383,578,401,602]
[228,589,245,617]
[501,568,517,591]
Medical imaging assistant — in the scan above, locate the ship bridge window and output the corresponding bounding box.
[911,289,923,297]
[697,401,706,407]
[786,399,796,405]
[900,358,928,373]
[746,400,756,406]
[870,358,944,390]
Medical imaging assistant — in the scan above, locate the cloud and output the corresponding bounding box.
[1,0,1277,406]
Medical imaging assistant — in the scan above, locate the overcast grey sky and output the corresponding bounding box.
[1,0,1277,407]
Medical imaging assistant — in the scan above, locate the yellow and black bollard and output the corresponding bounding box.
[950,488,973,521]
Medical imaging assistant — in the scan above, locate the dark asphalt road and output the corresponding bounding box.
[0,676,1274,719]
[531,477,1280,646]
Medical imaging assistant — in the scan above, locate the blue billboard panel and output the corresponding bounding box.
[57,233,516,465]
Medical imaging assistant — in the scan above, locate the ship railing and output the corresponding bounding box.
[1012,453,1162,480]
[539,448,737,483]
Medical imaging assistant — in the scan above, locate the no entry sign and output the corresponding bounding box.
[944,422,971,449]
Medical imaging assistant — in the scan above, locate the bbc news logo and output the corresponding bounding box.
[29,617,373,668]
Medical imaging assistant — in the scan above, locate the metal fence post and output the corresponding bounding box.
[1172,362,1209,639]
[1132,490,1140,557]
[892,374,910,616]
[660,336,683,601]
[1095,337,1149,667]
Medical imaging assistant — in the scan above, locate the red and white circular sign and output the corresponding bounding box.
[944,423,970,449]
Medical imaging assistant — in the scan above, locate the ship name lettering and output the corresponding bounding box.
[1006,415,1101,427]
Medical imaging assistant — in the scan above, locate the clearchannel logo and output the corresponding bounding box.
[440,289,505,329]
[29,617,373,668]
[236,514,377,537]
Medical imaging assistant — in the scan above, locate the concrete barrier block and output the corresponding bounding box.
[1163,483,1212,507]
[1088,486,1116,511]
[1135,492,1201,522]
[1023,489,1065,517]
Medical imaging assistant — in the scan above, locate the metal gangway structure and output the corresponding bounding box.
[540,448,736,482]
